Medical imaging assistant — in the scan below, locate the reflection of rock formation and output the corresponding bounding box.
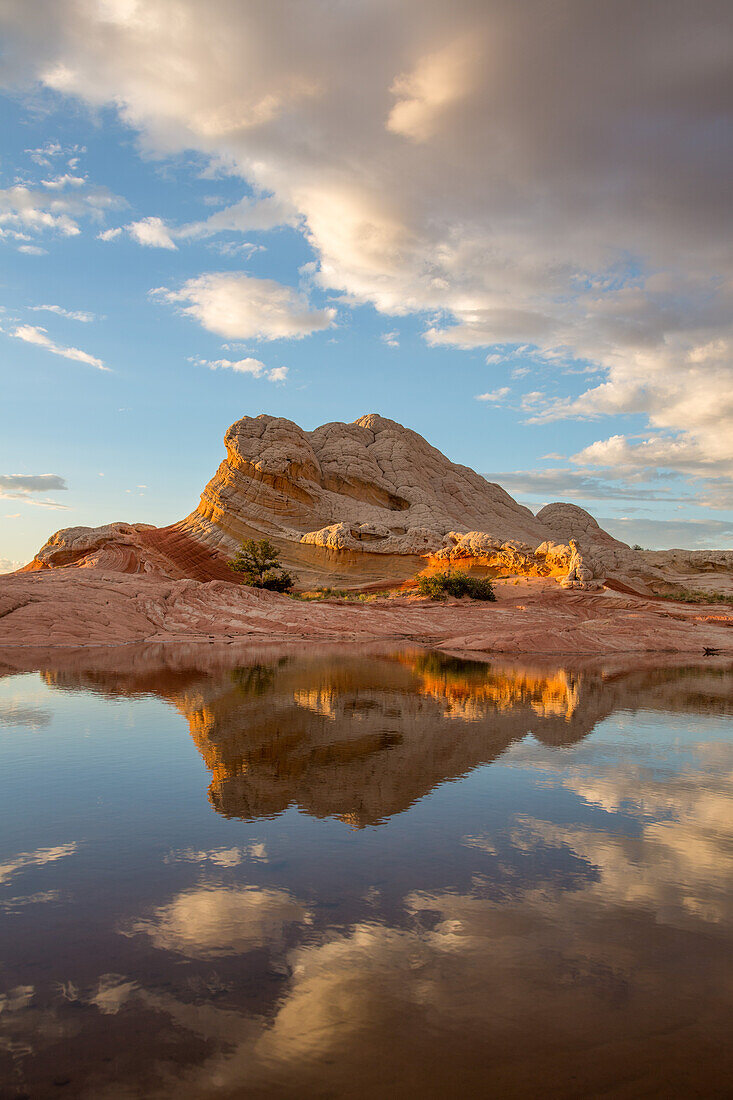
[9,645,731,828]
[185,656,733,824]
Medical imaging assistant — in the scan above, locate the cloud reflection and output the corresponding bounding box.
[127,885,312,960]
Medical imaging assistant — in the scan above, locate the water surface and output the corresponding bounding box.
[0,646,731,1098]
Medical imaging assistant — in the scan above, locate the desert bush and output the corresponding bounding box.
[416,571,496,601]
[230,538,295,592]
[259,570,295,592]
[657,589,730,605]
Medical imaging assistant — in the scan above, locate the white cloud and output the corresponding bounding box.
[25,140,84,166]
[381,331,399,348]
[266,365,288,382]
[29,304,95,322]
[158,272,334,340]
[387,38,478,143]
[1,0,732,493]
[98,196,292,251]
[127,215,177,249]
[0,558,22,574]
[0,181,121,240]
[176,194,298,239]
[13,324,108,371]
[475,387,509,403]
[194,355,288,382]
[41,173,86,189]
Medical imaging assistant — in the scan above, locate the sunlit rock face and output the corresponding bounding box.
[176,413,567,584]
[19,412,733,593]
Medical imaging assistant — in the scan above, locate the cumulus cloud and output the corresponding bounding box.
[0,181,121,240]
[41,173,86,189]
[157,272,334,340]
[127,215,177,249]
[98,196,294,250]
[1,0,732,490]
[194,355,288,382]
[12,323,108,370]
[475,387,510,404]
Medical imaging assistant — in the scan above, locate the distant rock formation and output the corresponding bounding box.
[20,412,733,595]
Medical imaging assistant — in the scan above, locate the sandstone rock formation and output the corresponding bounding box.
[536,502,628,549]
[15,411,733,597]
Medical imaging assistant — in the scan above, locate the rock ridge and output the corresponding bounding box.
[16,412,733,596]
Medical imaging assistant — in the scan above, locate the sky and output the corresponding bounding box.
[1,0,732,571]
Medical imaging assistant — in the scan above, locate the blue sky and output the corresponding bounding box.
[1,0,732,569]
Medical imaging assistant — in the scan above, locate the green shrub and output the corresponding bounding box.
[260,570,295,592]
[657,589,730,605]
[416,571,496,601]
[229,538,295,593]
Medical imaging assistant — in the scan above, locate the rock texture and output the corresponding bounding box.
[12,411,733,598]
[0,567,730,654]
[536,502,628,549]
[177,413,562,569]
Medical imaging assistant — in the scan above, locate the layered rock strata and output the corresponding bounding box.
[16,412,733,596]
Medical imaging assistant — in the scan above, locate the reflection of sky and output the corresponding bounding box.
[0,658,732,1096]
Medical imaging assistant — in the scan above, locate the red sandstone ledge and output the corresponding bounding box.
[0,567,731,656]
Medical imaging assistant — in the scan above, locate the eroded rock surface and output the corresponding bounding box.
[13,412,733,598]
[0,566,730,654]
[180,412,557,557]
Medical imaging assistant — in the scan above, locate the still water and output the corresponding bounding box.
[0,645,731,1098]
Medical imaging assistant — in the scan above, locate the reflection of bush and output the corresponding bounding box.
[230,664,276,697]
[417,571,496,601]
[411,651,492,681]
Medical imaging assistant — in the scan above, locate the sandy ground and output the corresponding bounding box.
[0,567,731,655]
